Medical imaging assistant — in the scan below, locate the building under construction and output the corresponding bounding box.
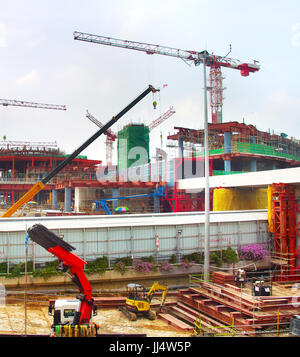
[0,140,101,212]
[1,118,300,215]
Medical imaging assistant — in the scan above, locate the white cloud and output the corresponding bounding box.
[16,70,38,86]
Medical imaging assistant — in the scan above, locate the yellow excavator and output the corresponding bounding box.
[119,282,168,321]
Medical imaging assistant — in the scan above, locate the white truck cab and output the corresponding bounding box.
[49,299,82,325]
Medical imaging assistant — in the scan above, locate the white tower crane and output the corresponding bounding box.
[0,99,66,110]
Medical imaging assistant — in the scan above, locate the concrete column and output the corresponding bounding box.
[178,137,184,158]
[52,189,58,210]
[112,188,119,210]
[224,132,231,172]
[224,132,231,153]
[74,187,81,212]
[64,187,72,212]
[178,137,184,180]
[249,136,257,172]
[224,159,231,172]
[153,194,160,213]
[250,159,257,172]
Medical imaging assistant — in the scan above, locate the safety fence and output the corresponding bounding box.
[0,212,268,273]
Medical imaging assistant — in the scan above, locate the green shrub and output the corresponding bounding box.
[210,251,223,267]
[8,262,25,278]
[86,256,109,274]
[223,247,238,264]
[32,260,60,280]
[0,262,8,274]
[169,254,177,264]
[210,247,238,267]
[141,256,155,264]
[116,256,132,266]
[183,252,202,264]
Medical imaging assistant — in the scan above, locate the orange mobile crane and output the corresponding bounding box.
[1,85,159,218]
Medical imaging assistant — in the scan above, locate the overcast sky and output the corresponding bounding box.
[0,0,299,162]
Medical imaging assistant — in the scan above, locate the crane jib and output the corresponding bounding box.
[73,31,260,75]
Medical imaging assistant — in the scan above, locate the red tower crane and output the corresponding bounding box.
[86,110,117,166]
[73,31,259,123]
[74,31,260,280]
[0,98,66,110]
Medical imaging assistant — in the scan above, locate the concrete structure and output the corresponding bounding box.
[177,166,300,190]
[167,123,300,174]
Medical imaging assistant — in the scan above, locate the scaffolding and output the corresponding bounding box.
[168,123,300,161]
[270,183,297,281]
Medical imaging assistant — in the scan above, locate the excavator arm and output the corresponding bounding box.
[27,224,94,324]
[146,282,168,309]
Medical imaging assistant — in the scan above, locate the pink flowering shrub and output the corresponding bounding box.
[238,244,269,261]
[133,260,153,273]
[160,261,173,272]
[180,260,194,270]
[113,261,126,275]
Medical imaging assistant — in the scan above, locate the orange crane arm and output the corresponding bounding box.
[1,85,158,218]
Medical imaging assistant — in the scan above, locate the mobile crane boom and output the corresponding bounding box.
[27,224,94,326]
[1,85,159,218]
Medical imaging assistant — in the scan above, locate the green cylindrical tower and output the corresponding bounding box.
[117,124,150,170]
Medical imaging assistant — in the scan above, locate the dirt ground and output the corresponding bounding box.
[0,303,192,337]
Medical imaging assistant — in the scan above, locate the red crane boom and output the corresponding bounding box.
[27,224,93,325]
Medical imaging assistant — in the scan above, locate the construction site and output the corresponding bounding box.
[1,29,300,342]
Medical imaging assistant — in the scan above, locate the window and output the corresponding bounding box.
[64,309,75,318]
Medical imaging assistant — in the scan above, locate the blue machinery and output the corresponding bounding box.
[94,186,165,215]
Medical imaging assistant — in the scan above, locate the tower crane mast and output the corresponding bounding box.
[0,99,66,110]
